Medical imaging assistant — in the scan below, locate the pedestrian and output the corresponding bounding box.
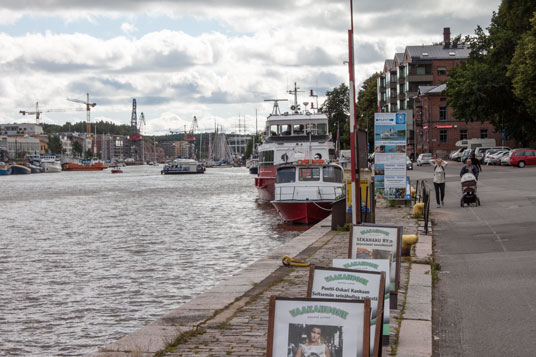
[470,152,482,172]
[460,158,479,179]
[430,158,448,208]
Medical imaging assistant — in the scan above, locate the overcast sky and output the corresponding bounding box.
[0,0,500,135]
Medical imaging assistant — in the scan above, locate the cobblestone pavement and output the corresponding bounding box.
[164,204,417,356]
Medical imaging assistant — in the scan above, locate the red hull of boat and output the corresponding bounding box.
[255,167,277,201]
[63,163,107,171]
[271,201,332,224]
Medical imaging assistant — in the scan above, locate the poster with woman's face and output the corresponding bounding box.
[268,297,369,357]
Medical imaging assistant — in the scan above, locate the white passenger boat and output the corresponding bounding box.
[161,159,205,174]
[40,154,62,173]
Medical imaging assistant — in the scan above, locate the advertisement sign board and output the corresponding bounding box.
[267,297,371,357]
[374,113,407,199]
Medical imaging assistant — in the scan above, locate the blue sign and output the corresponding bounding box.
[395,113,406,125]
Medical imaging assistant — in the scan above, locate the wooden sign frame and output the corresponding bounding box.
[348,223,402,308]
[267,296,371,357]
[306,265,385,357]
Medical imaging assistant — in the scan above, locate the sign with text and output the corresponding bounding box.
[333,259,391,344]
[348,224,402,299]
[267,296,371,357]
[307,266,385,356]
[374,113,407,200]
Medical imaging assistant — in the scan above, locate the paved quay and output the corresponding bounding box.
[94,202,433,356]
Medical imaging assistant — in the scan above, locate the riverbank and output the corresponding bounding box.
[94,201,433,356]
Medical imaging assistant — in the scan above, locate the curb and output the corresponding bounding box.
[396,231,433,357]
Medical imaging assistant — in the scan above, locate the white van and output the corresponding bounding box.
[455,139,496,150]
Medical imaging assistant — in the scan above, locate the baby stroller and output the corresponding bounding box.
[460,173,480,207]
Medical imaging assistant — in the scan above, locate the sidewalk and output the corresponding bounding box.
[94,203,433,356]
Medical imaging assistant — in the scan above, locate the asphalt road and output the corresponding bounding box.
[409,161,536,356]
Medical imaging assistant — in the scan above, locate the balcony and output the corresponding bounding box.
[398,92,406,101]
[389,81,397,89]
[398,76,406,84]
[407,74,433,82]
[379,86,386,93]
[389,97,397,105]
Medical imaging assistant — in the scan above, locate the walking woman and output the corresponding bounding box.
[431,158,448,208]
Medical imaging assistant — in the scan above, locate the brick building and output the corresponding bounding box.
[377,27,507,158]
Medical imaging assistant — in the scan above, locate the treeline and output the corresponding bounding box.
[446,0,536,144]
[42,121,131,136]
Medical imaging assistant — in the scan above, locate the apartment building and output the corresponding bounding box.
[377,27,501,158]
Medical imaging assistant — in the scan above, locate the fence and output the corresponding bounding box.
[413,179,431,234]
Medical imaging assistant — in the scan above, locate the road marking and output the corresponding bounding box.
[469,207,507,252]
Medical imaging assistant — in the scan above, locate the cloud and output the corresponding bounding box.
[121,22,137,35]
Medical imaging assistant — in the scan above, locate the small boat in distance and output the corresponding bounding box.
[111,167,123,174]
[161,158,205,174]
[40,154,62,173]
[271,160,345,224]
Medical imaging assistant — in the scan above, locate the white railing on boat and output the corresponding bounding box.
[274,185,344,201]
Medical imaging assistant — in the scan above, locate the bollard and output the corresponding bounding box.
[413,202,424,217]
[402,234,419,256]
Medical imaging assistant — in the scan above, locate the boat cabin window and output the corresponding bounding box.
[299,167,320,181]
[323,166,343,183]
[293,124,305,135]
[281,124,292,136]
[269,125,278,136]
[260,150,274,167]
[276,167,296,183]
[316,123,327,135]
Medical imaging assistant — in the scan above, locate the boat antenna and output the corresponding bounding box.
[287,82,305,107]
[264,99,287,115]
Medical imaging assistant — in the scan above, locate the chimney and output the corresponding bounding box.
[443,27,451,49]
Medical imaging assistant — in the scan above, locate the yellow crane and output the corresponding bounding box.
[66,93,96,138]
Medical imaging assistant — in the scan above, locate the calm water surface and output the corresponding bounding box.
[0,166,305,356]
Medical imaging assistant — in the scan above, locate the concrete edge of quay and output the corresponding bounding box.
[92,218,334,356]
[91,212,435,356]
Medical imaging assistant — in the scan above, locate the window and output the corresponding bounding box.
[280,124,291,136]
[299,167,320,181]
[276,167,295,183]
[437,66,447,75]
[439,107,447,121]
[416,66,426,75]
[440,97,447,102]
[480,129,488,139]
[440,130,448,143]
[260,150,274,167]
[323,166,343,183]
[460,129,468,140]
[316,124,327,135]
[293,124,305,135]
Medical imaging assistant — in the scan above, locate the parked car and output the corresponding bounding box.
[509,149,536,168]
[461,149,474,163]
[449,148,466,161]
[482,147,512,163]
[406,156,413,170]
[416,153,433,166]
[486,150,509,165]
[501,151,512,166]
[484,149,509,165]
[475,147,494,160]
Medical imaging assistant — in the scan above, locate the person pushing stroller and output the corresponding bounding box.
[460,158,480,206]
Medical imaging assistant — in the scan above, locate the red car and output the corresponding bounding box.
[509,149,536,168]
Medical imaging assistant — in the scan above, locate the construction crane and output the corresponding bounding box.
[19,102,84,124]
[66,93,96,138]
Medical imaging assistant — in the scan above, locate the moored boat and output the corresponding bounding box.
[161,158,205,174]
[62,160,107,171]
[111,168,123,174]
[40,154,62,173]
[11,163,31,175]
[271,160,344,224]
[0,162,11,175]
[255,84,335,201]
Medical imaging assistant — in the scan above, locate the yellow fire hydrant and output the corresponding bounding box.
[402,234,419,256]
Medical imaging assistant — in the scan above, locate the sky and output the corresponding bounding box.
[0,0,501,135]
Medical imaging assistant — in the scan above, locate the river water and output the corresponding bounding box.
[0,166,306,356]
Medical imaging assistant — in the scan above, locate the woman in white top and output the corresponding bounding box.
[430,158,448,208]
[295,326,330,357]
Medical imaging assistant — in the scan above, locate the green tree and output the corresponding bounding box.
[244,136,254,159]
[356,72,381,151]
[321,83,350,149]
[72,140,83,158]
[85,149,93,158]
[446,0,536,143]
[48,134,63,154]
[508,13,536,118]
